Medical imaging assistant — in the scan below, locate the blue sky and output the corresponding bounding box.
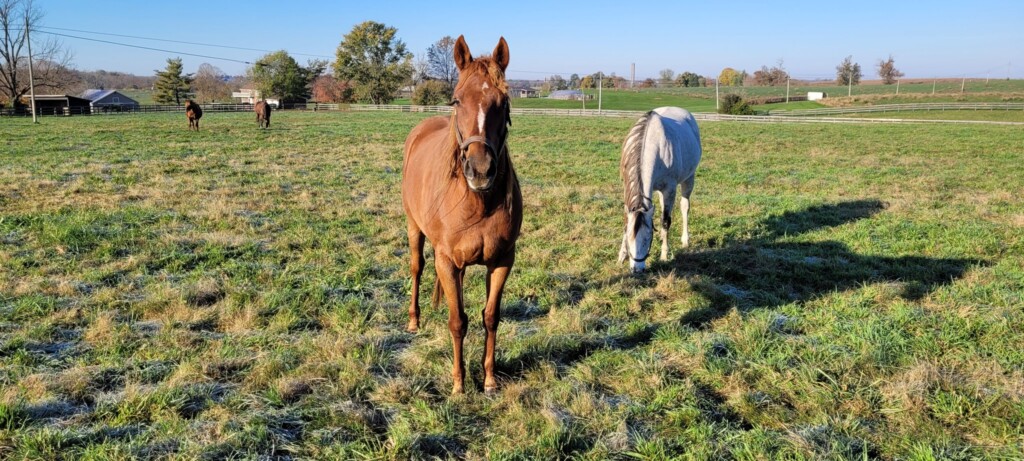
[35,1,1024,81]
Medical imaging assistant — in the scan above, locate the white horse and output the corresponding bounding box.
[618,106,702,273]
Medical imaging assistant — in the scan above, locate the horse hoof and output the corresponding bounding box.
[406,322,419,333]
[484,385,499,396]
[451,384,464,395]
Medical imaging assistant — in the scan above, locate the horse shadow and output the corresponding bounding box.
[496,199,985,377]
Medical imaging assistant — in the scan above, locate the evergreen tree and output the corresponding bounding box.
[153,58,192,104]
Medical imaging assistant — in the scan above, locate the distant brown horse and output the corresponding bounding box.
[255,100,271,129]
[402,35,521,394]
[185,99,202,131]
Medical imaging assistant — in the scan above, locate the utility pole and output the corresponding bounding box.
[785,78,790,103]
[961,76,966,94]
[932,80,936,95]
[630,63,635,89]
[848,70,852,97]
[896,79,900,95]
[715,79,719,111]
[25,15,38,123]
[598,73,602,113]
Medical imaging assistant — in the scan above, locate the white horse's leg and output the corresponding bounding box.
[659,188,676,261]
[617,223,628,264]
[680,177,695,248]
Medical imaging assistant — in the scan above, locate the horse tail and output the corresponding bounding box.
[621,110,655,213]
[431,277,444,310]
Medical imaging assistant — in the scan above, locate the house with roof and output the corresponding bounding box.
[81,89,140,112]
[232,86,281,107]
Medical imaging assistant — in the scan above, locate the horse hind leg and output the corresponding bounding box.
[680,177,695,248]
[659,189,676,261]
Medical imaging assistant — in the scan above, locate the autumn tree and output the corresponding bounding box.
[718,67,744,86]
[0,0,76,107]
[334,21,413,104]
[153,58,192,104]
[192,63,231,103]
[836,55,862,85]
[877,55,904,85]
[426,35,457,91]
[311,74,352,103]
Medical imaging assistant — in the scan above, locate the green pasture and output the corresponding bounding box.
[1,111,1022,459]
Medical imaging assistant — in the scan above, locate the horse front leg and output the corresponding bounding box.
[680,177,695,248]
[659,189,677,261]
[435,255,467,394]
[482,252,514,394]
[406,222,425,333]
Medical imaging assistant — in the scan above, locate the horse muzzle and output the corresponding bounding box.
[461,147,497,192]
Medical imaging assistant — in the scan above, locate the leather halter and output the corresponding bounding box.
[451,101,510,159]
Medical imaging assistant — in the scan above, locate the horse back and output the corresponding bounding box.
[649,108,701,182]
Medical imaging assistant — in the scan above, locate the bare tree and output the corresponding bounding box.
[659,68,675,85]
[425,36,457,90]
[877,55,904,85]
[0,0,76,107]
[192,63,231,103]
[753,60,789,86]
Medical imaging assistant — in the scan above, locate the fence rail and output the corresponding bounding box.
[4,102,1022,126]
[769,102,1024,116]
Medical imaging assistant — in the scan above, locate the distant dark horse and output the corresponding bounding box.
[185,100,203,131]
[255,100,272,129]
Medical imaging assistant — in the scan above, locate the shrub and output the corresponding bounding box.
[412,80,451,106]
[719,94,754,115]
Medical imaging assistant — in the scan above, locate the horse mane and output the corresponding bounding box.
[621,110,655,213]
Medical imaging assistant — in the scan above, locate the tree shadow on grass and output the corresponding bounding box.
[655,199,986,327]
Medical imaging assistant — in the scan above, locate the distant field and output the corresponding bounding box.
[1,112,1022,459]
[511,79,1024,113]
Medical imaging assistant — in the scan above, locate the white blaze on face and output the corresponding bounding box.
[477,103,486,133]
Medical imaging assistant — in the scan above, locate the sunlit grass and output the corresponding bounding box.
[1,111,1022,459]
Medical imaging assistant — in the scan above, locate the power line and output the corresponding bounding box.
[36,25,332,59]
[36,30,256,65]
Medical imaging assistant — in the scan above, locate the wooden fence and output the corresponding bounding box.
[769,102,1024,116]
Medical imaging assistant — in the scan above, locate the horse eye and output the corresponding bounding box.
[448,98,460,106]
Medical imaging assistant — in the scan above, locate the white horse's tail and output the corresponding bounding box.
[621,110,655,214]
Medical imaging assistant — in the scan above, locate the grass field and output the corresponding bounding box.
[1,111,1022,459]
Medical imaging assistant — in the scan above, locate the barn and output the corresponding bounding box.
[22,94,92,115]
[81,89,140,112]
[510,86,538,98]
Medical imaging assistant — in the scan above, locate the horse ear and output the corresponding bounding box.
[454,35,472,72]
[492,37,509,72]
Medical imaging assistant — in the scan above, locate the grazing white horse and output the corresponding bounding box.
[618,106,702,273]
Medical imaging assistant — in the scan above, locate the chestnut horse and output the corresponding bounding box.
[185,99,202,131]
[402,35,521,394]
[255,100,271,129]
